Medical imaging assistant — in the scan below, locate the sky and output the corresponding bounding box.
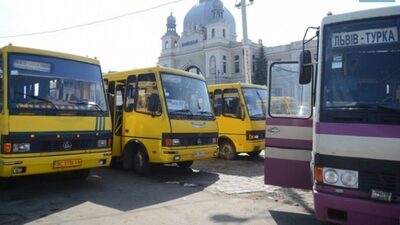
[0,0,398,72]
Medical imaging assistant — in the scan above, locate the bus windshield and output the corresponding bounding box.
[8,53,108,115]
[242,88,267,120]
[161,73,214,120]
[322,17,400,115]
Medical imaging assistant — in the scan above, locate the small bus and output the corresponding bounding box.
[208,83,267,160]
[103,67,218,174]
[265,5,400,225]
[0,45,112,183]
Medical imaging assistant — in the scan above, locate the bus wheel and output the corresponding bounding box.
[247,150,261,158]
[219,141,236,160]
[177,161,193,169]
[133,148,152,174]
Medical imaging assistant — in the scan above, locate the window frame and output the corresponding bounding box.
[134,73,162,116]
[222,88,242,119]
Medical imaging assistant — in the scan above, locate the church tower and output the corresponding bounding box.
[161,13,180,53]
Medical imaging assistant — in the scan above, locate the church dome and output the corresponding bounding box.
[183,0,236,35]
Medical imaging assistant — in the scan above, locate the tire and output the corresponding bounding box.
[133,148,152,174]
[177,161,193,169]
[247,150,261,158]
[219,141,236,160]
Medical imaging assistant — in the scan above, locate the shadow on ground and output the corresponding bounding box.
[192,151,265,177]
[0,166,219,225]
[269,210,325,225]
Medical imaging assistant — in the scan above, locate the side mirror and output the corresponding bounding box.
[235,104,245,120]
[147,93,161,115]
[299,50,313,85]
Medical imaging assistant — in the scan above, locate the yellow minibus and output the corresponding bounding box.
[208,83,267,159]
[0,45,112,183]
[104,67,218,173]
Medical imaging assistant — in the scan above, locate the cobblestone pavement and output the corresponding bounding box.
[1,151,318,225]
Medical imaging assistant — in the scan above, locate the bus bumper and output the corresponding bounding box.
[0,151,112,177]
[240,140,265,153]
[158,145,217,163]
[313,188,400,225]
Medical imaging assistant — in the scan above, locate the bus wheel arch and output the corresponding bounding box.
[123,140,152,174]
[218,137,236,160]
[122,140,145,170]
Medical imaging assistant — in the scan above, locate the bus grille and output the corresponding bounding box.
[35,140,97,152]
[359,172,400,196]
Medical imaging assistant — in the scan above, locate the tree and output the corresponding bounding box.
[253,44,268,86]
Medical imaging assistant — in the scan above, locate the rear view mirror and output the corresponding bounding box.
[299,50,313,85]
[147,93,161,115]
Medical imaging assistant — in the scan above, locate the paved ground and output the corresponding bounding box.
[0,152,323,225]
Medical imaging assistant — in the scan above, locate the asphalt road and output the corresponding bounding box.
[0,153,324,225]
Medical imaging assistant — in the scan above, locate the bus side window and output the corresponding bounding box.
[135,73,161,116]
[222,88,241,118]
[125,75,136,112]
[0,55,3,112]
[213,89,222,116]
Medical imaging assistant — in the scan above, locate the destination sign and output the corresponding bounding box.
[332,27,398,48]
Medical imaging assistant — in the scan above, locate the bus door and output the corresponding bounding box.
[109,80,125,156]
[265,62,313,189]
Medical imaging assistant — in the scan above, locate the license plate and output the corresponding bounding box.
[371,189,392,202]
[53,159,82,169]
[193,152,205,157]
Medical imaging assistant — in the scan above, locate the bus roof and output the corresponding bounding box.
[1,45,100,65]
[103,66,206,81]
[208,82,267,91]
[322,5,400,26]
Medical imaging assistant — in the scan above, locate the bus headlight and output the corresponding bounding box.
[321,167,358,189]
[341,171,358,188]
[323,169,338,184]
[165,138,180,146]
[13,143,30,153]
[97,139,107,148]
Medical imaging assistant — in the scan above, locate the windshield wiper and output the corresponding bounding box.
[250,113,265,117]
[16,92,58,110]
[69,101,106,115]
[197,111,214,116]
[169,109,193,115]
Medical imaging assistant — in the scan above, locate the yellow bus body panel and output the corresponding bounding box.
[0,151,110,177]
[8,115,111,132]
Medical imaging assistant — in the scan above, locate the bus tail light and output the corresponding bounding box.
[4,143,12,153]
[315,166,323,183]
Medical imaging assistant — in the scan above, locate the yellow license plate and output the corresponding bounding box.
[53,159,82,169]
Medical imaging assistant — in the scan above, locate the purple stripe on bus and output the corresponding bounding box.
[316,122,400,138]
[313,187,400,225]
[266,138,312,150]
[266,118,313,127]
[316,184,400,204]
[264,157,312,190]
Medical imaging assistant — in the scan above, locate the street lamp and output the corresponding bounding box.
[235,0,253,84]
